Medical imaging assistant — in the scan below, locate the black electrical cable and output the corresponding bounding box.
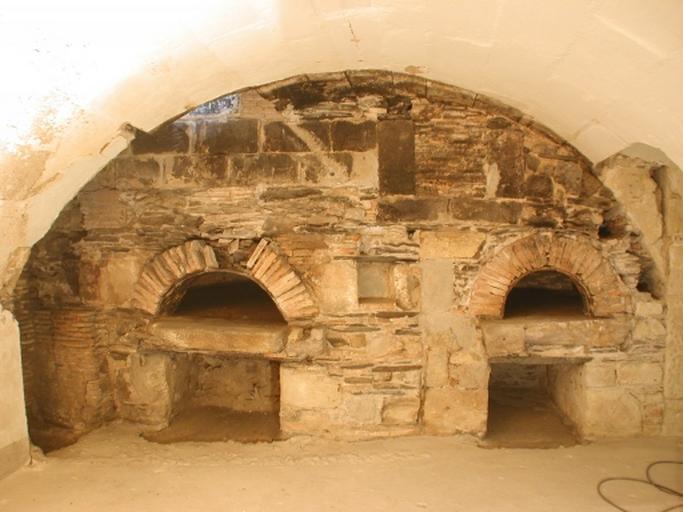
[597,461,683,512]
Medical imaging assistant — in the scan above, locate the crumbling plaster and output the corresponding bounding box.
[0,0,682,478]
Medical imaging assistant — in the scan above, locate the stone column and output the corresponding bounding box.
[658,164,683,434]
[0,307,29,479]
[420,231,489,435]
[664,242,683,434]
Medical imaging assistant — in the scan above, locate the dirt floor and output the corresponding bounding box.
[143,407,280,444]
[484,388,578,448]
[1,423,681,512]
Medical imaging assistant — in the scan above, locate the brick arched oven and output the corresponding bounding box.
[469,232,631,319]
[131,239,318,321]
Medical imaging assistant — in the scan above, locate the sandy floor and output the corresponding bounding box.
[0,423,681,512]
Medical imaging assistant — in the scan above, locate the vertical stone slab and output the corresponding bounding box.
[111,352,177,427]
[378,120,416,195]
[664,243,683,434]
[312,260,358,314]
[0,308,29,479]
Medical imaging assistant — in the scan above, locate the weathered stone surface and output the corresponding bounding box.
[635,298,663,317]
[378,197,445,222]
[420,230,485,259]
[147,317,288,355]
[524,174,553,198]
[299,153,353,185]
[285,328,325,358]
[378,120,416,195]
[381,397,420,425]
[167,155,227,186]
[420,260,453,313]
[448,198,521,224]
[0,308,28,478]
[230,153,298,185]
[357,261,393,300]
[425,341,449,387]
[617,362,663,387]
[489,130,524,198]
[480,321,525,357]
[583,388,642,437]
[263,122,309,152]
[198,119,258,153]
[423,386,487,434]
[598,155,665,286]
[111,352,176,427]
[337,395,383,426]
[522,318,631,348]
[110,158,161,188]
[198,357,279,412]
[663,398,683,435]
[312,260,358,314]
[80,190,130,230]
[331,120,376,151]
[280,365,342,410]
[131,123,189,154]
[392,263,420,310]
[633,318,666,342]
[300,121,331,149]
[582,362,616,387]
[98,253,145,307]
[448,352,489,389]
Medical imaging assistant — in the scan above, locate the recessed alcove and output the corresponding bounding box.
[144,354,281,444]
[357,261,395,305]
[144,272,285,444]
[504,271,587,319]
[485,362,579,448]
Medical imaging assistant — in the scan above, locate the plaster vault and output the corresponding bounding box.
[0,0,682,479]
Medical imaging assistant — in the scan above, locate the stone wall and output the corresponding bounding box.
[11,72,667,443]
[187,356,279,413]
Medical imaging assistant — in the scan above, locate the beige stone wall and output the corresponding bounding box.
[11,72,669,442]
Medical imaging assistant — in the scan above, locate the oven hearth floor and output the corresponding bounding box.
[143,406,280,444]
[483,388,579,449]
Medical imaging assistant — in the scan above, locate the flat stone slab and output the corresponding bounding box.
[488,355,591,365]
[147,316,288,355]
[481,316,630,359]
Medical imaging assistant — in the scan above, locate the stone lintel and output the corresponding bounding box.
[147,317,288,355]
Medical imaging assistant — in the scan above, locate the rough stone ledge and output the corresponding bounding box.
[146,317,288,356]
[481,316,631,357]
[488,355,591,365]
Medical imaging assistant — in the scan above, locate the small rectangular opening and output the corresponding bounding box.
[357,261,394,304]
[144,355,280,444]
[485,362,578,448]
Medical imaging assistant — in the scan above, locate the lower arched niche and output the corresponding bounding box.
[116,239,321,444]
[472,233,635,447]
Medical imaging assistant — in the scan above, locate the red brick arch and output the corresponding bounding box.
[469,233,630,318]
[131,239,318,320]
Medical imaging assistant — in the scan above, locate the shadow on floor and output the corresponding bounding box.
[142,406,281,444]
